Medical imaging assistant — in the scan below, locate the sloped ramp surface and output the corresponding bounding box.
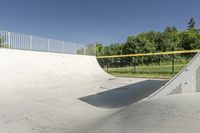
[148,52,200,98]
[0,48,166,133]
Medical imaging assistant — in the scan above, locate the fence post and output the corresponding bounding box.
[133,57,137,73]
[84,47,86,55]
[62,41,64,53]
[30,36,32,50]
[94,43,96,56]
[74,43,76,54]
[8,32,11,48]
[107,59,109,72]
[171,54,175,74]
[47,39,50,51]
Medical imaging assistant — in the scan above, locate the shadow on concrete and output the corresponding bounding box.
[79,80,168,108]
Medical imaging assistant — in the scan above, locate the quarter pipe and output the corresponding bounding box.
[0,48,166,133]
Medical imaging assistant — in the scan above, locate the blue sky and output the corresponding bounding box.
[0,0,200,45]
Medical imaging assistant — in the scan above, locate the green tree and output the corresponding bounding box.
[180,30,200,50]
[158,26,181,51]
[96,18,200,67]
[188,18,196,30]
[95,43,104,56]
[187,18,200,33]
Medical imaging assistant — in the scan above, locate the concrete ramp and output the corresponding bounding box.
[149,52,200,98]
[0,48,111,89]
[0,48,166,133]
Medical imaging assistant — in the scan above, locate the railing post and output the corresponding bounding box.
[30,36,32,50]
[74,43,76,54]
[84,47,86,55]
[47,39,50,51]
[8,32,11,48]
[62,41,64,53]
[94,43,96,56]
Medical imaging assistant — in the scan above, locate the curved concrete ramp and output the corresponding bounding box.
[0,48,167,133]
[150,52,200,98]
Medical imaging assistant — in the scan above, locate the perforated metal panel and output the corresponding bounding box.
[149,52,200,98]
[196,65,200,92]
[168,83,182,95]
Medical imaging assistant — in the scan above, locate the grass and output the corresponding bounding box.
[103,63,187,79]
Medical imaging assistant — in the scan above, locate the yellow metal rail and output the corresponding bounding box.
[97,49,200,59]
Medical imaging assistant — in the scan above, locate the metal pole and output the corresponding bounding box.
[47,39,50,51]
[172,54,175,74]
[134,57,137,73]
[73,43,76,54]
[30,36,33,50]
[94,43,96,56]
[84,47,86,55]
[107,59,109,72]
[62,41,64,53]
[8,32,11,48]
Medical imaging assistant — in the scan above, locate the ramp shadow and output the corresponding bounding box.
[79,80,168,108]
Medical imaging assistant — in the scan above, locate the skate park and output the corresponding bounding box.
[1,0,200,132]
[0,29,200,133]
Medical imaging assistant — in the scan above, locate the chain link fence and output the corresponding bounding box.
[97,52,197,79]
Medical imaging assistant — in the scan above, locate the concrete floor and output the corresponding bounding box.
[86,93,200,133]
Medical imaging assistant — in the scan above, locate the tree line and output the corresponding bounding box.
[96,18,200,67]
